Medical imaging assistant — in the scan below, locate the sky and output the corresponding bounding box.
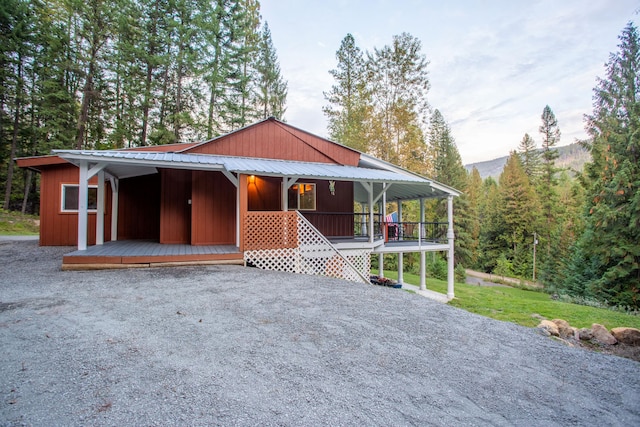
[259,0,639,164]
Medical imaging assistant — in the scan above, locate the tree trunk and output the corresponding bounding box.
[4,58,23,210]
[21,169,32,214]
[75,56,95,149]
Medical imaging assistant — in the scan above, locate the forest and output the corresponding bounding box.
[1,1,638,309]
[1,0,287,212]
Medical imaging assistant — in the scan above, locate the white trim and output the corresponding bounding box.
[61,184,98,213]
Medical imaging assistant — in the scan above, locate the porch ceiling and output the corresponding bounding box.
[54,150,459,201]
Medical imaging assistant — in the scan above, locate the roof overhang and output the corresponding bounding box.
[54,150,460,202]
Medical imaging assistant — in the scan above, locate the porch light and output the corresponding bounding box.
[249,175,256,184]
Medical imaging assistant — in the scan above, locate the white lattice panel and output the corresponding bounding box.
[243,212,370,283]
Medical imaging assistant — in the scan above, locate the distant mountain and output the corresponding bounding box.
[464,143,591,180]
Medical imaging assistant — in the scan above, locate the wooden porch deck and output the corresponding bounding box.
[62,240,243,269]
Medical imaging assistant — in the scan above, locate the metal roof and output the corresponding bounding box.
[54,150,459,201]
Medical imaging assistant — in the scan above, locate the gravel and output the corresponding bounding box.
[1,240,639,426]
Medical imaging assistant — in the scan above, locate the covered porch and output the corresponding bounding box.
[54,149,460,299]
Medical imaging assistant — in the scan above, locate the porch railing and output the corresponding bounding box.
[384,221,448,244]
[300,212,384,240]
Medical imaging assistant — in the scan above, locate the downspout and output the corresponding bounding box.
[419,197,426,290]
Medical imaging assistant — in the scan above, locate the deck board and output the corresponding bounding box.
[63,240,242,267]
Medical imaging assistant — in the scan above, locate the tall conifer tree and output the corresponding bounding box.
[568,23,640,308]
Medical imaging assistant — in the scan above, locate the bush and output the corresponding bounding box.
[455,264,466,283]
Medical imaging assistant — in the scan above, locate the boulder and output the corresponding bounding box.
[538,320,559,336]
[591,323,617,345]
[552,319,573,339]
[611,327,640,346]
[578,328,593,341]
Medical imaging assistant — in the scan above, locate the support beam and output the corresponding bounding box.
[96,170,105,245]
[419,197,426,290]
[282,177,298,211]
[110,177,119,242]
[447,195,455,299]
[77,160,88,251]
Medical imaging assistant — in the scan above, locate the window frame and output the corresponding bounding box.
[61,184,98,213]
[289,182,317,211]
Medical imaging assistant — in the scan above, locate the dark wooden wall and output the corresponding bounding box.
[38,164,111,246]
[298,180,354,237]
[159,169,192,244]
[248,176,281,211]
[191,170,236,245]
[117,174,160,240]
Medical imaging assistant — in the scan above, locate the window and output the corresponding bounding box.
[61,184,98,212]
[289,183,316,210]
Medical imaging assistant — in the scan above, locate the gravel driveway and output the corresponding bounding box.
[1,240,639,426]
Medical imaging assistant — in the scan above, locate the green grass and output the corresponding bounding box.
[381,270,640,330]
[0,209,39,235]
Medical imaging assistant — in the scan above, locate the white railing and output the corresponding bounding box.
[243,211,370,283]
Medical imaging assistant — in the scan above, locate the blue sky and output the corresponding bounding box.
[260,0,639,164]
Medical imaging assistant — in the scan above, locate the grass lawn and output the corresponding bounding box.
[0,209,39,235]
[382,270,640,330]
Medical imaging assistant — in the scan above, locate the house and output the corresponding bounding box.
[17,118,460,299]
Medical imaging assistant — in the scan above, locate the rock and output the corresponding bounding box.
[538,320,559,337]
[611,327,640,346]
[591,323,617,345]
[578,328,593,341]
[552,319,573,339]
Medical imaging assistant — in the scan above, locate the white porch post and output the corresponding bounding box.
[77,160,88,251]
[96,170,105,245]
[367,183,374,243]
[397,200,403,285]
[447,195,455,299]
[110,177,119,242]
[419,198,426,290]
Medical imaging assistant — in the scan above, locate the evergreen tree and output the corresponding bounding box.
[497,152,540,277]
[517,133,540,182]
[323,33,370,152]
[569,22,640,308]
[466,167,483,269]
[366,33,429,173]
[477,176,501,272]
[254,22,287,120]
[428,109,471,266]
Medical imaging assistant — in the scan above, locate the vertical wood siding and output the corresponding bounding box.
[186,120,360,166]
[117,174,161,240]
[248,176,282,211]
[38,164,111,246]
[191,170,236,245]
[160,169,192,244]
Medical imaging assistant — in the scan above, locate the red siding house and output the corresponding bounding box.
[17,118,460,299]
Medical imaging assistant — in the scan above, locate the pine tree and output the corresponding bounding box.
[323,33,370,152]
[569,22,640,308]
[517,133,540,182]
[428,109,472,266]
[254,22,287,120]
[477,176,501,272]
[497,152,540,277]
[466,167,483,269]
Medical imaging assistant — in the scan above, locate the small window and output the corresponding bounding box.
[289,183,316,211]
[61,184,98,212]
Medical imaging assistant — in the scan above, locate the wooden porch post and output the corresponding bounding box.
[238,174,248,252]
[447,195,455,299]
[77,160,88,251]
[96,170,105,245]
[110,177,119,241]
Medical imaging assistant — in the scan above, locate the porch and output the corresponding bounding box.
[62,239,243,269]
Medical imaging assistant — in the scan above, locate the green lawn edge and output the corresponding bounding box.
[381,270,640,330]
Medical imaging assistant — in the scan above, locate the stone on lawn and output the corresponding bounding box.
[591,323,617,345]
[552,319,573,339]
[538,320,559,337]
[611,327,640,346]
